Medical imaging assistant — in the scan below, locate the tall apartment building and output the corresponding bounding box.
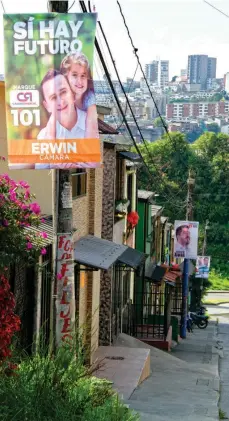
[224,72,229,93]
[207,57,217,79]
[145,61,158,83]
[158,60,169,88]
[188,55,217,89]
[145,59,169,88]
[166,101,229,119]
[188,55,208,89]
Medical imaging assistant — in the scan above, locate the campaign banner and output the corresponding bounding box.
[174,221,199,259]
[196,256,210,278]
[4,13,101,169]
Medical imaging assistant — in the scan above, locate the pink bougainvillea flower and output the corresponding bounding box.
[21,204,28,210]
[41,218,45,223]
[57,273,63,280]
[2,174,10,182]
[19,180,29,189]
[3,220,9,227]
[30,202,41,215]
[9,191,17,202]
[26,242,33,250]
[0,155,6,161]
[41,248,47,255]
[40,231,48,239]
[24,190,30,200]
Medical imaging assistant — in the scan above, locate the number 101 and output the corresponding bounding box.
[11,110,40,126]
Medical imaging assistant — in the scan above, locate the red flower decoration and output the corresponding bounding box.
[127,211,139,229]
[0,271,21,364]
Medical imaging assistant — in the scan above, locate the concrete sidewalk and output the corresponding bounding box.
[118,321,220,421]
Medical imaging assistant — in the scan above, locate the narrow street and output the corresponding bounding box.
[208,304,229,418]
[125,320,220,421]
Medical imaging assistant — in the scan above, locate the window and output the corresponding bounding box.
[72,170,87,199]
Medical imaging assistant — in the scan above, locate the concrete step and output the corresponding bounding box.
[92,345,150,400]
[115,333,216,376]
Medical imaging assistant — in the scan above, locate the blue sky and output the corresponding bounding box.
[1,0,229,80]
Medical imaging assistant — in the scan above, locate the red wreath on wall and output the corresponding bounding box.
[127,211,139,229]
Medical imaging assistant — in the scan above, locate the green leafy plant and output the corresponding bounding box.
[0,340,139,421]
[219,408,228,419]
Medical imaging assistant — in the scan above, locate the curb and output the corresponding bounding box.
[207,290,229,293]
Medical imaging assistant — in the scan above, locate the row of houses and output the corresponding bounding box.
[0,80,185,356]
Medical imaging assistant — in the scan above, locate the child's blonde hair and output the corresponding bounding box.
[60,51,93,92]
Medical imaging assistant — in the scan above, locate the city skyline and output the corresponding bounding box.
[0,1,229,80]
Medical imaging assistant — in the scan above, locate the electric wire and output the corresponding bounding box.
[203,0,229,19]
[116,0,193,177]
[80,1,181,205]
[91,1,188,196]
[80,0,186,209]
[93,6,186,206]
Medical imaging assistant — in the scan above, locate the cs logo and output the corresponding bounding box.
[10,90,40,108]
[16,92,32,102]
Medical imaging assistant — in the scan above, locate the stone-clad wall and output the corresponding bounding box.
[99,144,116,345]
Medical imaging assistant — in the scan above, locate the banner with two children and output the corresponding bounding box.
[4,13,101,169]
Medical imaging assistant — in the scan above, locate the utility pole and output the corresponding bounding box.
[48,1,76,348]
[181,170,195,339]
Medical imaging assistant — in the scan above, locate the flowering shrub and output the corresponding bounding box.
[0,270,20,362]
[0,173,47,268]
[0,169,47,363]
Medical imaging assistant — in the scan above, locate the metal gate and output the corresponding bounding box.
[112,266,133,340]
[171,283,182,316]
[133,280,172,341]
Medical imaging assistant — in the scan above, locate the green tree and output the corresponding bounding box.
[153,117,166,128]
[136,131,229,276]
[206,123,220,134]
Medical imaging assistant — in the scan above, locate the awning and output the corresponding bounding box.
[145,262,167,282]
[98,119,119,135]
[138,190,155,202]
[118,151,141,162]
[74,235,146,271]
[164,270,181,283]
[151,205,163,218]
[117,247,146,269]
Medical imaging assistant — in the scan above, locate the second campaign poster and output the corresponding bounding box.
[4,13,101,169]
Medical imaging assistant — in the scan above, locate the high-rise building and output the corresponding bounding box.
[207,57,217,79]
[145,61,158,83]
[187,55,209,89]
[224,72,229,93]
[158,60,169,88]
[145,59,169,88]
